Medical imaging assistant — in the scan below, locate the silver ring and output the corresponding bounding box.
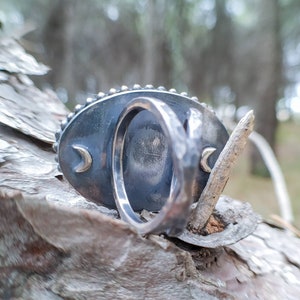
[55,86,229,214]
[112,97,201,236]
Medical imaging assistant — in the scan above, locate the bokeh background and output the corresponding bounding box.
[1,0,299,226]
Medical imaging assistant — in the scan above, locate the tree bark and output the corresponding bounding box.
[0,37,300,300]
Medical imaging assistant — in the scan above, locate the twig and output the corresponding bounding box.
[189,110,255,232]
[270,214,300,238]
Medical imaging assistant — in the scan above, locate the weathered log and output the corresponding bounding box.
[1,37,300,299]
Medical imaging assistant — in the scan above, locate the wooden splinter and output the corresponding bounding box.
[189,110,255,232]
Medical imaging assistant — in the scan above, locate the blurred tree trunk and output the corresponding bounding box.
[210,0,234,107]
[169,0,187,90]
[43,0,77,104]
[143,0,156,84]
[250,0,282,176]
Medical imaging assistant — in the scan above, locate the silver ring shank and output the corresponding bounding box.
[112,97,193,236]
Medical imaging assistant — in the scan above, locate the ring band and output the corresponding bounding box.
[112,97,201,236]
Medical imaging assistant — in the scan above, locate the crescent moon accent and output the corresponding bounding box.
[200,147,216,173]
[72,145,92,173]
